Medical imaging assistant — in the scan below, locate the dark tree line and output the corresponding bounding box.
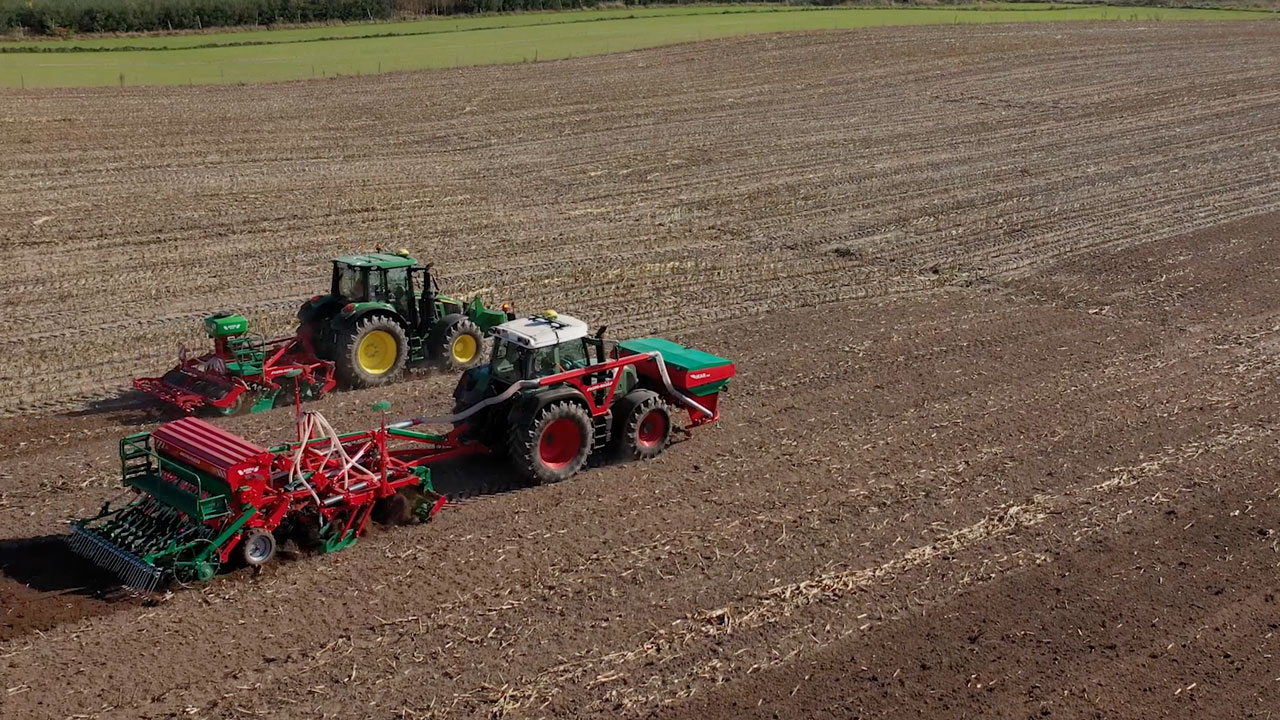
[1,0,793,36]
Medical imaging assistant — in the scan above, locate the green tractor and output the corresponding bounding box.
[297,251,513,388]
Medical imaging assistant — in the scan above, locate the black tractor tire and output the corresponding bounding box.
[239,528,277,567]
[613,389,673,461]
[435,318,486,372]
[507,401,592,484]
[297,320,334,360]
[334,315,409,389]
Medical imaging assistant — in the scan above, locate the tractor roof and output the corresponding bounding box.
[493,313,589,349]
[333,252,416,270]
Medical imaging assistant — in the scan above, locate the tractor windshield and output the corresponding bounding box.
[489,338,596,384]
[334,264,367,301]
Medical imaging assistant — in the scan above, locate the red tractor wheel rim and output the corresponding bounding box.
[539,417,582,469]
[636,410,667,448]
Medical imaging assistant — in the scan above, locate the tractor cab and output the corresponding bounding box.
[487,312,599,384]
[453,311,609,409]
[328,251,434,331]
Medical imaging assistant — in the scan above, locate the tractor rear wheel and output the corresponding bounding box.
[614,389,672,461]
[239,528,277,567]
[436,319,486,372]
[335,315,409,389]
[298,321,334,359]
[508,401,592,484]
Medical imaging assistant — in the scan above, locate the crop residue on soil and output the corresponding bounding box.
[0,20,1278,720]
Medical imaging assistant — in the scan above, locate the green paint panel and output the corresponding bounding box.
[124,471,231,521]
[689,379,730,397]
[617,337,731,373]
[205,313,249,338]
[342,300,398,316]
[468,303,508,331]
[249,390,279,413]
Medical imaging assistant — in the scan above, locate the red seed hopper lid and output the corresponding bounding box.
[150,416,268,480]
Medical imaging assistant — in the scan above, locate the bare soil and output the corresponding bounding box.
[0,21,1278,720]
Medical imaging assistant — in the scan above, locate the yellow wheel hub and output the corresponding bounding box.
[357,330,397,375]
[451,333,478,364]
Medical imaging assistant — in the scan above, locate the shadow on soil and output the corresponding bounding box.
[427,454,535,502]
[0,535,125,596]
[0,535,139,642]
[422,435,689,503]
[58,388,171,426]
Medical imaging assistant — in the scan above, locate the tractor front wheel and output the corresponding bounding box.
[437,319,486,372]
[614,389,672,461]
[239,528,277,567]
[335,315,409,389]
[508,401,592,484]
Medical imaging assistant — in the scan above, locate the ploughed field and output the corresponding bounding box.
[2,20,1279,719]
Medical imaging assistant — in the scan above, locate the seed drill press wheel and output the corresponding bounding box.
[239,528,277,567]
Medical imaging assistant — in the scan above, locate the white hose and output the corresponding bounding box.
[391,351,712,429]
[290,410,375,503]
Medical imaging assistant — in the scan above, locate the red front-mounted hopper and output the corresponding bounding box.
[150,416,273,483]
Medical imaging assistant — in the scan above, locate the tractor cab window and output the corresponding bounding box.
[335,265,368,301]
[490,340,523,384]
[384,267,413,316]
[529,346,561,378]
[368,270,389,302]
[556,340,591,371]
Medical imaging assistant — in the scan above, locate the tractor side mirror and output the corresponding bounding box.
[594,326,608,363]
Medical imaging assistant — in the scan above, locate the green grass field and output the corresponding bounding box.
[0,4,1272,88]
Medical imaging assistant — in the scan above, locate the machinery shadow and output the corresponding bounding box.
[59,389,171,426]
[424,434,694,506]
[428,454,533,503]
[0,535,130,598]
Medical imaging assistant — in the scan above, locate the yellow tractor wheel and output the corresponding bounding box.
[437,318,486,371]
[335,316,408,388]
[358,330,398,375]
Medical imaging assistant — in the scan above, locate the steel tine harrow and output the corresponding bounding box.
[67,523,164,592]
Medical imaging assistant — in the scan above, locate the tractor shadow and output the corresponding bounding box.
[427,455,532,503]
[423,433,695,505]
[59,388,172,426]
